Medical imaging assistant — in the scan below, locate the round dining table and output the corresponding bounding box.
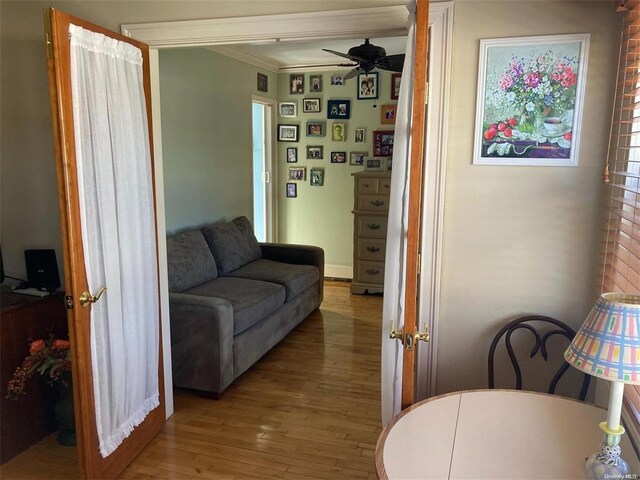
[375,389,639,479]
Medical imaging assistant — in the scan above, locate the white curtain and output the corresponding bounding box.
[69,24,159,458]
[381,2,417,426]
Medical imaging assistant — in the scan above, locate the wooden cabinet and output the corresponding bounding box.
[351,172,391,294]
[0,293,68,464]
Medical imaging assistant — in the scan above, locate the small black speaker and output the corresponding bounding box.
[25,249,60,292]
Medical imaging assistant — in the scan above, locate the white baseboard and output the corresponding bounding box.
[325,264,353,279]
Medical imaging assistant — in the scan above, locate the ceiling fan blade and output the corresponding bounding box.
[377,54,405,72]
[344,67,363,80]
[322,48,368,64]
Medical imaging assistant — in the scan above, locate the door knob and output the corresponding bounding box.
[389,322,403,342]
[79,287,107,308]
[404,329,430,351]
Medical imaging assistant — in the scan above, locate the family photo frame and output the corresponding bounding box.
[349,152,367,166]
[286,183,297,198]
[473,33,589,166]
[391,73,401,100]
[286,147,297,163]
[310,167,325,186]
[279,101,296,118]
[306,121,325,137]
[310,75,323,93]
[306,145,323,159]
[357,72,379,99]
[303,98,321,113]
[373,130,395,156]
[288,166,306,181]
[327,100,351,119]
[332,123,346,142]
[289,74,304,95]
[278,124,299,142]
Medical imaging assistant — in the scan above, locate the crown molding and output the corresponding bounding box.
[205,45,280,73]
[121,6,408,48]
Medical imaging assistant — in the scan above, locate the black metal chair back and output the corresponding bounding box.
[488,315,591,401]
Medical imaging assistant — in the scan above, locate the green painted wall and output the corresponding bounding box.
[277,70,396,272]
[159,48,277,233]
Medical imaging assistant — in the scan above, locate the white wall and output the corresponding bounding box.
[159,48,277,233]
[276,69,398,275]
[436,1,621,395]
[0,0,401,281]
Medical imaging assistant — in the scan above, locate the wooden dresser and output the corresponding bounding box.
[1,293,68,463]
[351,172,391,294]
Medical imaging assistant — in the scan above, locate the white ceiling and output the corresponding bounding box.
[210,36,407,71]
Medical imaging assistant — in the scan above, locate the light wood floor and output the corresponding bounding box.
[1,282,383,480]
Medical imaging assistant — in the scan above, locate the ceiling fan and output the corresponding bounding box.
[320,39,405,80]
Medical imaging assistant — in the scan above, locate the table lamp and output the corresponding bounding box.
[564,292,640,480]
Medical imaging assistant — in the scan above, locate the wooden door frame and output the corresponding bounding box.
[44,8,166,478]
[122,3,452,402]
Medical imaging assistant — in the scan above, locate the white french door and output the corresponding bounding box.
[251,97,276,242]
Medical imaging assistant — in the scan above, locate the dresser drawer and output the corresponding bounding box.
[357,195,389,212]
[357,215,388,238]
[358,238,386,261]
[356,261,385,284]
[379,178,391,194]
[357,177,378,195]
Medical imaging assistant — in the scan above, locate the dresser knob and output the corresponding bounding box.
[367,246,380,253]
[367,224,381,230]
[371,200,385,207]
[366,269,380,275]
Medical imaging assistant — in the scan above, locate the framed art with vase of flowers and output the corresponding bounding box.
[473,34,589,166]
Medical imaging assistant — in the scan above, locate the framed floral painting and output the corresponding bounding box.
[473,34,589,166]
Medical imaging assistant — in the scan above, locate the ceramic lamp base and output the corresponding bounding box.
[585,442,629,480]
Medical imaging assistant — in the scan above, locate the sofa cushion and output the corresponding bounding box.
[166,230,218,292]
[227,259,319,301]
[183,277,285,335]
[202,216,262,276]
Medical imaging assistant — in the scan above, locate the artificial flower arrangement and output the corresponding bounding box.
[6,334,71,399]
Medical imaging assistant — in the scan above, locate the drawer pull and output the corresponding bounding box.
[362,183,370,188]
[367,223,381,230]
[371,200,385,207]
[366,246,381,253]
[366,268,381,275]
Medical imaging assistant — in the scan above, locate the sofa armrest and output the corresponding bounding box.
[168,293,234,394]
[259,243,324,304]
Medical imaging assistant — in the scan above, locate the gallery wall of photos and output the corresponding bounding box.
[275,69,399,199]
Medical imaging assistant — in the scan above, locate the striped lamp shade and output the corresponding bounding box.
[564,293,640,384]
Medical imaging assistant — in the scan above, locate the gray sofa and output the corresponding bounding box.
[166,216,324,397]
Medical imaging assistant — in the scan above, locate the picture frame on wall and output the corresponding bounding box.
[289,74,304,95]
[327,100,351,119]
[355,128,366,143]
[257,72,268,93]
[286,182,297,198]
[306,121,325,137]
[310,167,325,186]
[349,152,367,166]
[391,73,401,100]
[373,130,395,156]
[473,33,589,166]
[278,124,299,142]
[279,101,297,118]
[306,145,324,159]
[303,98,321,113]
[331,74,344,86]
[365,157,386,172]
[331,151,346,164]
[310,75,323,93]
[357,72,379,99]
[380,104,397,124]
[331,123,346,142]
[286,147,298,163]
[288,166,307,181]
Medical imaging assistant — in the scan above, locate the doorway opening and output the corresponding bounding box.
[251,98,275,242]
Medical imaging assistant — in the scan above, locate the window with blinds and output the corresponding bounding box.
[605,0,640,422]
